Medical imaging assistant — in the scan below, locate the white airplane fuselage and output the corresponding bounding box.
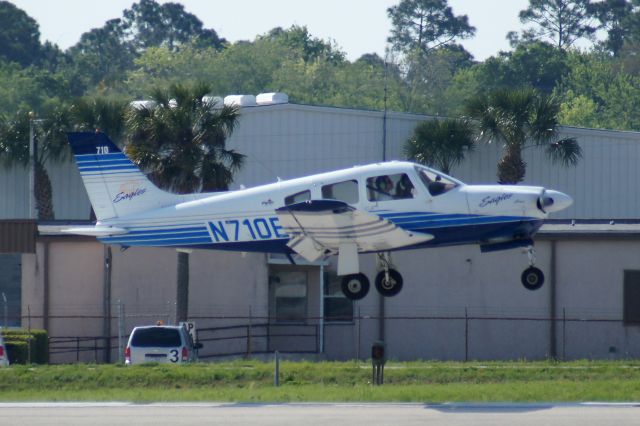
[91,161,569,254]
[65,132,573,296]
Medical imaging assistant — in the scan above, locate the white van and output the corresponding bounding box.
[125,325,201,365]
[0,333,9,367]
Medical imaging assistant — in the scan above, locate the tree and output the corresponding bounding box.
[67,19,136,92]
[465,88,582,184]
[0,1,42,66]
[122,0,225,51]
[70,97,128,141]
[387,0,475,54]
[263,25,345,64]
[508,0,596,49]
[124,83,244,321]
[589,0,634,56]
[404,118,474,174]
[0,108,70,220]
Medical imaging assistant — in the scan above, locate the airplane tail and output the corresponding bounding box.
[67,132,186,221]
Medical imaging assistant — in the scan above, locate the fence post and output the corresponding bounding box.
[464,307,469,362]
[2,292,7,327]
[356,306,361,361]
[562,308,567,360]
[27,305,32,364]
[274,350,280,387]
[118,300,124,363]
[247,306,252,358]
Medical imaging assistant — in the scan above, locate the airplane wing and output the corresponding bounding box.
[275,200,433,263]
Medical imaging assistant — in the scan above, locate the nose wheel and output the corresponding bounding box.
[521,266,544,290]
[521,246,545,290]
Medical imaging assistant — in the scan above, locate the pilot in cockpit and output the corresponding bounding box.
[375,175,394,200]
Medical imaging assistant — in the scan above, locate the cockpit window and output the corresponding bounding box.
[415,166,461,196]
[366,173,415,202]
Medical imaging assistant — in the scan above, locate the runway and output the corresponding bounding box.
[1,402,639,425]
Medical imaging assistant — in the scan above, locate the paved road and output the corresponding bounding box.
[1,402,639,426]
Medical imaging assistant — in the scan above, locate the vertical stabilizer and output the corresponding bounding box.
[67,132,183,220]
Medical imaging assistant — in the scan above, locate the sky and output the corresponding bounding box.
[9,0,530,62]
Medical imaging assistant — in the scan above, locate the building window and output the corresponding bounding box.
[624,270,640,324]
[270,271,308,322]
[285,190,310,205]
[324,271,353,322]
[321,180,359,204]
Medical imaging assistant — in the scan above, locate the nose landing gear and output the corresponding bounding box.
[521,246,544,290]
[375,252,404,297]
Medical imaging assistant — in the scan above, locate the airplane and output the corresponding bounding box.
[64,131,573,300]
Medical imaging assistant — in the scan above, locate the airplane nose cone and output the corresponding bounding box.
[542,190,573,213]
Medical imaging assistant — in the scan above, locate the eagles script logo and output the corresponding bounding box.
[113,181,147,203]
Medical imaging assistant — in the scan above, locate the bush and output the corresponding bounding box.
[2,328,48,364]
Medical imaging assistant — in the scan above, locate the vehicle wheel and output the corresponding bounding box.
[521,266,545,291]
[375,269,403,297]
[341,273,370,301]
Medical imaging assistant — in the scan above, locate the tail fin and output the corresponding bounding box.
[67,132,184,221]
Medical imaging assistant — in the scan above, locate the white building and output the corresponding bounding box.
[2,99,640,362]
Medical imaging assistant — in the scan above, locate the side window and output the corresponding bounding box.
[321,180,359,204]
[284,190,310,205]
[366,173,415,202]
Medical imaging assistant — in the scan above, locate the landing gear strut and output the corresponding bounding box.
[521,246,544,291]
[375,252,403,297]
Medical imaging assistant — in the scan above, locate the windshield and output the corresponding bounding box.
[130,327,182,347]
[414,166,463,196]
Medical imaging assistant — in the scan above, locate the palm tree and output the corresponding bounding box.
[124,83,244,322]
[465,88,582,184]
[70,97,128,140]
[0,108,70,220]
[404,118,474,174]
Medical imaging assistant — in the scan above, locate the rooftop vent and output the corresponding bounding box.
[224,94,257,107]
[256,92,289,105]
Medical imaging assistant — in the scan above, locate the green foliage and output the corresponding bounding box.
[465,88,582,184]
[510,0,596,49]
[124,83,244,193]
[405,118,474,173]
[557,51,640,130]
[2,328,48,364]
[0,1,43,66]
[387,0,475,54]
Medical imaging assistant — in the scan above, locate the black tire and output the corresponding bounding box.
[341,273,370,300]
[521,266,545,291]
[375,269,404,297]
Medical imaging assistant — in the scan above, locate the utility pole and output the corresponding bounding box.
[28,112,37,220]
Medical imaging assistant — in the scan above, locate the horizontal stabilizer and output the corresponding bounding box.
[61,226,129,237]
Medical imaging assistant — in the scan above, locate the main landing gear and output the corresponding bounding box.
[521,246,545,291]
[340,252,403,301]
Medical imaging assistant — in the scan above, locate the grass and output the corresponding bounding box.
[1,360,640,402]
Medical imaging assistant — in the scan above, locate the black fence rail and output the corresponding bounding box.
[29,311,640,363]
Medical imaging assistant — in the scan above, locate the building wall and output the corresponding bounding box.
[3,104,640,221]
[20,232,640,362]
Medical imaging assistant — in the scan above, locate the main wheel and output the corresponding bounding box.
[521,266,545,291]
[341,273,370,300]
[375,269,403,297]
